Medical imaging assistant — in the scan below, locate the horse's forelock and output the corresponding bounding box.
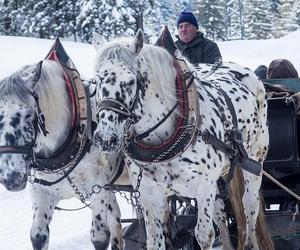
[95,38,137,72]
[0,72,33,106]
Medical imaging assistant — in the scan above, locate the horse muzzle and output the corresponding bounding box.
[93,130,120,152]
[1,171,27,191]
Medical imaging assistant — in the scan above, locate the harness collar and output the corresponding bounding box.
[123,58,201,162]
[0,38,92,180]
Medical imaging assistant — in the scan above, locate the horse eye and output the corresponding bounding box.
[128,79,135,85]
[24,114,32,121]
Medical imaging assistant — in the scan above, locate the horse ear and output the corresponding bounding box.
[33,61,43,85]
[133,29,144,54]
[93,32,106,51]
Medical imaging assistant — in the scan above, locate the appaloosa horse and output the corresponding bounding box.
[0,59,123,250]
[91,30,273,250]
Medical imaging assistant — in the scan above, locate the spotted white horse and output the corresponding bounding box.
[92,30,273,250]
[0,60,123,250]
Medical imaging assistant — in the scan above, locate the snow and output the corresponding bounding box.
[1,31,300,249]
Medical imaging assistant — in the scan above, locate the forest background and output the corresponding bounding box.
[1,0,299,43]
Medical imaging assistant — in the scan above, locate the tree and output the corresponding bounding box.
[243,0,273,39]
[193,0,227,41]
[286,0,300,33]
[275,0,295,37]
[0,0,27,36]
[144,0,177,41]
[25,0,78,39]
[77,0,139,42]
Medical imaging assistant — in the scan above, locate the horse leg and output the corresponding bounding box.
[242,170,262,250]
[30,185,59,250]
[90,192,121,250]
[107,192,123,250]
[194,184,217,250]
[213,197,233,250]
[142,196,170,250]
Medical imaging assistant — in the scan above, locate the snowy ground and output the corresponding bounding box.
[0,31,300,249]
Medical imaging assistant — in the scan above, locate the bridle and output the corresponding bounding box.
[95,68,145,124]
[0,62,48,162]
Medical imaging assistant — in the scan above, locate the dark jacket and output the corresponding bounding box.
[175,32,222,64]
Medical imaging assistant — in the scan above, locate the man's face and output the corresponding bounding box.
[178,22,198,43]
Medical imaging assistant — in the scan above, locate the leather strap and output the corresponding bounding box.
[125,58,201,162]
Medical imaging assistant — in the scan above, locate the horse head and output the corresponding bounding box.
[0,59,68,191]
[92,29,147,152]
[0,62,43,191]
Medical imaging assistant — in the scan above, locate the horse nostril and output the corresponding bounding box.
[93,132,119,152]
[4,171,27,191]
[110,134,118,147]
[93,132,103,146]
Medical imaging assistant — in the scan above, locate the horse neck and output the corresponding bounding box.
[134,49,178,143]
[35,61,71,156]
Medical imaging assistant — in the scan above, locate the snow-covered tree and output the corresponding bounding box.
[193,0,227,41]
[275,0,295,37]
[0,0,26,36]
[144,0,177,41]
[18,0,79,39]
[243,0,273,39]
[287,0,300,32]
[77,0,150,42]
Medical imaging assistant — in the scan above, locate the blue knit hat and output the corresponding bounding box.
[177,12,198,29]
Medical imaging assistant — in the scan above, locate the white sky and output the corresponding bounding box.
[0,31,300,249]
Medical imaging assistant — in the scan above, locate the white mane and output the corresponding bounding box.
[35,60,71,154]
[94,37,178,108]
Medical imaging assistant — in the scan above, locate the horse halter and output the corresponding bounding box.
[96,70,145,124]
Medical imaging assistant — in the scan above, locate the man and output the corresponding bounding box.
[175,11,222,64]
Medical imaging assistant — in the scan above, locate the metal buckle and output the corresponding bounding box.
[224,120,232,130]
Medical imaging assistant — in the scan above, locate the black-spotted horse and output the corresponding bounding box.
[91,29,274,250]
[0,39,123,250]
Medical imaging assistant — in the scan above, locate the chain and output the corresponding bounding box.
[120,122,194,217]
[66,176,91,207]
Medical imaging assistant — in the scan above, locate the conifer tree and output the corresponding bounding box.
[193,0,227,41]
[0,0,26,35]
[77,0,139,42]
[288,0,300,32]
[243,0,273,39]
[276,0,296,37]
[144,0,176,41]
